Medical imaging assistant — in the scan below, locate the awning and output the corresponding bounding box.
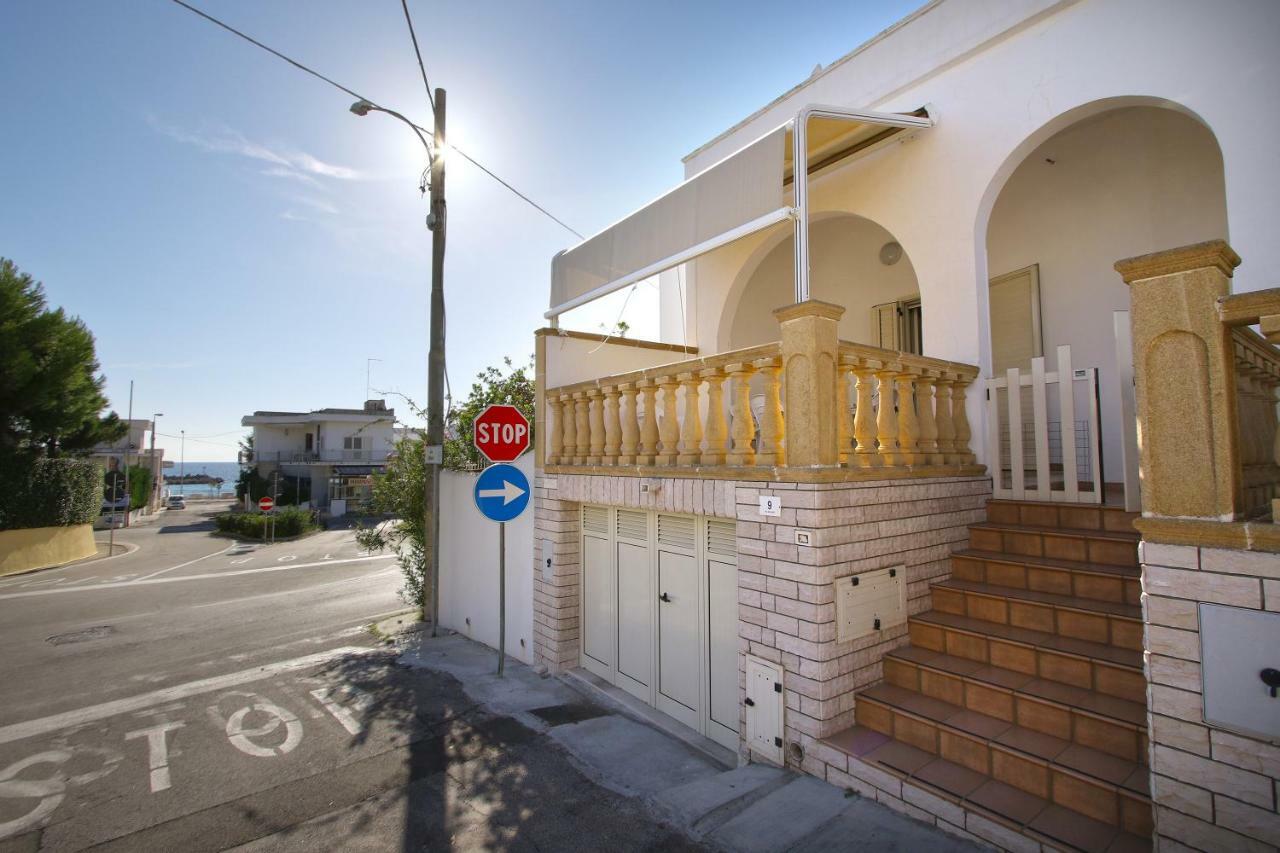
[547,106,932,319]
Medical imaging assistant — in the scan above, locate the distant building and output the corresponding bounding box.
[89,418,164,512]
[241,400,396,512]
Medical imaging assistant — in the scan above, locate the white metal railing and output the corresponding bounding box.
[256,450,389,464]
[985,344,1103,504]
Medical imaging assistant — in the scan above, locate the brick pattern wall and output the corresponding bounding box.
[1140,542,1280,852]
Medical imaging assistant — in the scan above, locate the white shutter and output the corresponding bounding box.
[871,301,899,350]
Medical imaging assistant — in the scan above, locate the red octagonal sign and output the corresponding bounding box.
[473,404,531,463]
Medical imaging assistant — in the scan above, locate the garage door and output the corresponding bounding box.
[579,506,739,751]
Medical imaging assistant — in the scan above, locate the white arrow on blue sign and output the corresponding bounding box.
[473,463,530,523]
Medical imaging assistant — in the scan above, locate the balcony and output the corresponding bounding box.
[254,449,391,465]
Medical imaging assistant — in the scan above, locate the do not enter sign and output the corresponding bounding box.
[473,404,530,463]
[258,496,275,512]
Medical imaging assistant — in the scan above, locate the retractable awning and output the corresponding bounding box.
[547,105,933,319]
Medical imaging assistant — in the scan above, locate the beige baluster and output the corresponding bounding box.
[701,368,728,466]
[586,389,604,465]
[637,380,659,466]
[677,372,704,465]
[896,372,922,466]
[572,392,589,465]
[602,386,621,466]
[754,357,785,466]
[560,394,576,466]
[618,383,639,466]
[917,370,941,465]
[934,378,956,462]
[836,358,853,465]
[875,366,899,465]
[548,395,564,465]
[951,377,974,464]
[851,361,879,468]
[725,363,756,466]
[656,376,680,466]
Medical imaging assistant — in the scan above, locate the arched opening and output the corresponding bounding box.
[722,214,922,352]
[983,103,1227,501]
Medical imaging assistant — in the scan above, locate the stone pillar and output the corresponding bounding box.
[726,363,756,466]
[637,380,659,466]
[852,362,878,468]
[572,393,589,465]
[773,300,844,467]
[1116,240,1243,519]
[586,389,604,466]
[754,357,785,466]
[701,368,728,466]
[656,376,680,466]
[618,383,639,466]
[602,387,620,466]
[547,396,564,465]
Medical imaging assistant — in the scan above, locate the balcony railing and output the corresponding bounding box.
[254,450,390,464]
[542,302,980,481]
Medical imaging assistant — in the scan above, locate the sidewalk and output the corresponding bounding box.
[394,629,984,852]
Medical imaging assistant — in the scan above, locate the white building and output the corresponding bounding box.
[241,400,396,511]
[89,418,164,511]
[524,2,1280,851]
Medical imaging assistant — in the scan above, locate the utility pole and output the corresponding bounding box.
[149,413,163,510]
[425,87,447,636]
[180,429,185,497]
[123,381,133,528]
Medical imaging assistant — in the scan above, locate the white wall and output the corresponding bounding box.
[987,106,1227,482]
[252,425,302,456]
[438,453,535,665]
[544,333,696,389]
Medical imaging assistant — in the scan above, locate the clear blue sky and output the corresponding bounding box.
[2,0,920,462]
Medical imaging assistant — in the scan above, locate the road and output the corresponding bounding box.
[0,503,700,852]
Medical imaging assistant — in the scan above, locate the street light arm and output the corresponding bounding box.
[350,101,434,159]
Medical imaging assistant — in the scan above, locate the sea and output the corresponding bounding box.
[164,461,244,498]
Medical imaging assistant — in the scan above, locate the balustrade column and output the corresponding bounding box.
[656,377,680,466]
[701,368,728,466]
[586,389,604,465]
[875,367,899,465]
[548,396,564,465]
[934,379,956,461]
[637,380,659,466]
[951,378,975,465]
[836,359,854,465]
[677,372,704,466]
[602,387,621,465]
[618,383,640,466]
[725,363,756,466]
[852,363,879,468]
[917,371,941,465]
[754,357,785,466]
[896,373,922,466]
[572,392,589,465]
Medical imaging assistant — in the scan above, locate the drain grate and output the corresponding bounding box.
[527,702,610,727]
[47,626,115,646]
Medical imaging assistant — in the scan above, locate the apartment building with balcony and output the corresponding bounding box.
[240,400,395,511]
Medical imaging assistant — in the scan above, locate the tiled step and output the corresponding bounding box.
[824,722,1152,853]
[986,499,1138,537]
[968,522,1138,569]
[884,646,1147,763]
[908,611,1146,704]
[853,685,1152,839]
[952,548,1141,607]
[930,579,1144,651]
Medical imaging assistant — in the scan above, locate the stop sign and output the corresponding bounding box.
[473,404,530,463]
[258,496,275,512]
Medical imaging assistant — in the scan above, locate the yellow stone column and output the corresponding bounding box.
[656,376,680,466]
[934,378,956,461]
[1116,240,1243,519]
[917,370,941,465]
[637,380,659,466]
[836,357,854,465]
[753,357,785,466]
[586,388,604,466]
[895,373,921,466]
[875,365,900,465]
[602,386,621,466]
[851,360,879,468]
[701,368,728,466]
[773,300,844,467]
[548,396,564,465]
[726,363,756,466]
[618,383,639,466]
[572,392,589,465]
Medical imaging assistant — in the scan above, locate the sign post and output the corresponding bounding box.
[472,404,532,676]
[259,496,275,544]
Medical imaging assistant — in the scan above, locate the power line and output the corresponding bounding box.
[399,0,435,116]
[165,0,584,240]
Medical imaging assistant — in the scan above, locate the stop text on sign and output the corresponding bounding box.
[474,422,527,445]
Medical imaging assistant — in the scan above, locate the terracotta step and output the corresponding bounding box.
[986,499,1139,537]
[853,685,1153,840]
[824,721,1152,853]
[884,646,1147,763]
[952,548,1141,607]
[968,522,1138,568]
[930,579,1144,651]
[909,611,1146,704]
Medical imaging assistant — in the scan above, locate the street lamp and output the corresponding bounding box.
[180,429,185,497]
[150,413,163,509]
[350,92,447,635]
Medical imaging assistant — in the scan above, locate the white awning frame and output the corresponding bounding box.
[545,104,934,322]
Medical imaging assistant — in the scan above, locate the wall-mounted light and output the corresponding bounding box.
[879,241,903,266]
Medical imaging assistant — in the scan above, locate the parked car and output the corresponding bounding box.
[166,494,187,510]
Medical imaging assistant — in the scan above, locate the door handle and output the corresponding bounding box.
[1262,667,1280,698]
[659,592,672,603]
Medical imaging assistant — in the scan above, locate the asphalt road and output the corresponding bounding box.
[0,503,699,852]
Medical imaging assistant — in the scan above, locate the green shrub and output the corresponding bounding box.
[0,456,103,530]
[128,464,152,511]
[214,506,315,540]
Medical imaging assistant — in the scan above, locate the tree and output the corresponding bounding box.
[0,259,126,456]
[443,357,535,470]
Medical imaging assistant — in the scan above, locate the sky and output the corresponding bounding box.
[1,0,921,462]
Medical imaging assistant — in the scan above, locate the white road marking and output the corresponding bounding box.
[0,555,395,601]
[277,555,296,563]
[0,751,69,838]
[125,722,184,792]
[0,646,378,745]
[309,685,373,736]
[229,558,252,565]
[225,701,302,757]
[134,543,236,582]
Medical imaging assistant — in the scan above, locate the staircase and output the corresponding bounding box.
[822,499,1152,852]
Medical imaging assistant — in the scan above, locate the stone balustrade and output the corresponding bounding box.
[1231,325,1280,517]
[542,302,982,481]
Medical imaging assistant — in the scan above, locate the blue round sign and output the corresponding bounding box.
[473,463,530,523]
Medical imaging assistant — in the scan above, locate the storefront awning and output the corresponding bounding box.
[547,105,932,319]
